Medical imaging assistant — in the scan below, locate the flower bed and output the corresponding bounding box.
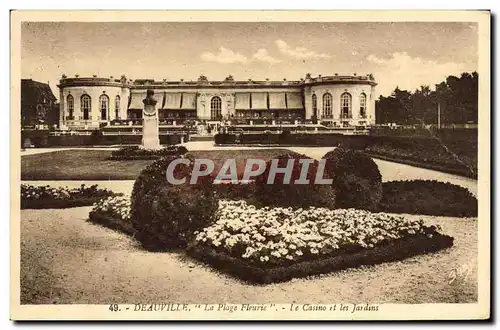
[88,195,135,236]
[108,145,188,160]
[21,184,118,209]
[187,200,454,284]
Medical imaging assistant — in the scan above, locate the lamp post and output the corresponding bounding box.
[437,102,441,129]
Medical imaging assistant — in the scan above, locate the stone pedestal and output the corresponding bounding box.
[141,90,161,150]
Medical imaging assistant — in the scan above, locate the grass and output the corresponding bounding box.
[20,207,478,304]
[21,149,291,180]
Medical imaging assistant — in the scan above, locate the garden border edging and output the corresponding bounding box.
[186,233,454,284]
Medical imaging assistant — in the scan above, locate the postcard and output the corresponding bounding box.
[10,10,490,321]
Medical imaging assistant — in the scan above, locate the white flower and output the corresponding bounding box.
[278,248,288,255]
[197,200,429,264]
[270,251,281,258]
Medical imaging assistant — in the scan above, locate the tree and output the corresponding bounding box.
[376,72,478,125]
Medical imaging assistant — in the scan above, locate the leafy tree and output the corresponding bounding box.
[376,71,478,125]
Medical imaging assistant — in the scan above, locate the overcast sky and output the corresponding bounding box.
[21,22,478,100]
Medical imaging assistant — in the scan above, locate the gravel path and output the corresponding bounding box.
[21,207,477,304]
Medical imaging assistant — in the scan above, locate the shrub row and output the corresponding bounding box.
[109,145,188,160]
[379,180,478,217]
[214,133,237,145]
[23,133,187,147]
[187,232,454,284]
[214,132,371,149]
[22,197,108,209]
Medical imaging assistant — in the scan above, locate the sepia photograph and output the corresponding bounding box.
[10,10,490,321]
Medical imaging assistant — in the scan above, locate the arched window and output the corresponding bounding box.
[340,92,352,119]
[115,95,121,119]
[322,93,332,118]
[211,96,222,120]
[359,93,367,118]
[312,94,317,118]
[99,94,109,120]
[67,95,74,119]
[81,94,91,120]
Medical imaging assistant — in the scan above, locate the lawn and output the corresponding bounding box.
[21,149,291,180]
[20,206,477,304]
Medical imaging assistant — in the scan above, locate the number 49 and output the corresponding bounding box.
[109,304,119,312]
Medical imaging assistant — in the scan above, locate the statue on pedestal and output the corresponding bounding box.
[141,89,161,150]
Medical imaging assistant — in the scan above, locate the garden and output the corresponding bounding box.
[21,148,291,180]
[213,129,478,179]
[60,146,478,284]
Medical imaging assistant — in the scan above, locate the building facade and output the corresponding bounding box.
[21,79,58,128]
[57,73,377,129]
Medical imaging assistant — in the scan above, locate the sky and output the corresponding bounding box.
[21,22,478,100]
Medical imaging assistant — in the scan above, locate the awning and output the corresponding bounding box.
[251,92,268,110]
[153,92,165,108]
[165,93,182,109]
[287,92,303,109]
[181,93,197,109]
[128,92,146,109]
[269,92,287,109]
[235,93,250,109]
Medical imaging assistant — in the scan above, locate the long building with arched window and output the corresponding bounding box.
[57,73,377,129]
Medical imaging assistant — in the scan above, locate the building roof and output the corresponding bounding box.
[21,79,57,103]
[57,73,377,89]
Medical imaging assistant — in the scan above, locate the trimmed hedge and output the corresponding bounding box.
[109,145,188,160]
[379,180,478,217]
[21,197,107,209]
[253,151,336,209]
[28,134,188,147]
[187,231,454,284]
[215,133,371,149]
[323,148,383,211]
[130,155,219,250]
[214,133,237,145]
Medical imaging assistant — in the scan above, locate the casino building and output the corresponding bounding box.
[57,73,377,130]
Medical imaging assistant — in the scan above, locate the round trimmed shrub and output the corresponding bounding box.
[322,148,382,210]
[131,155,218,250]
[254,152,336,208]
